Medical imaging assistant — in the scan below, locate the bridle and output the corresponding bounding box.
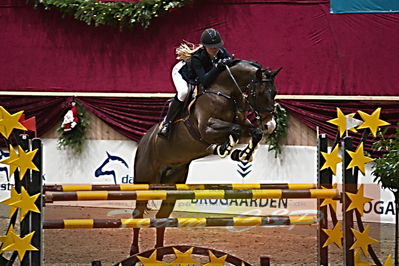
[225,65,276,122]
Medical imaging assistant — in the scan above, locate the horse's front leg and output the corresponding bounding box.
[203,118,241,158]
[214,124,241,158]
[231,127,263,162]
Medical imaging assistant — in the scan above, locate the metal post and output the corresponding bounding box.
[317,133,332,266]
[342,136,356,266]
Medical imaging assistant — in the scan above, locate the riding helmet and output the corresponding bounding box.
[200,28,224,49]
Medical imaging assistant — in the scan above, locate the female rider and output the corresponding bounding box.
[158,28,233,138]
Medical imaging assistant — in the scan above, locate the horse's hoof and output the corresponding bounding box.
[231,150,241,161]
[217,145,229,158]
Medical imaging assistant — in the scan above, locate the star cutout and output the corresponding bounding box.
[0,225,17,253]
[11,187,41,221]
[354,249,372,266]
[2,231,38,261]
[0,144,19,177]
[346,142,374,175]
[350,225,378,257]
[0,107,27,138]
[0,186,22,218]
[320,198,338,213]
[384,254,393,266]
[320,184,338,213]
[203,250,227,265]
[322,221,343,248]
[346,184,373,216]
[327,108,358,137]
[170,247,200,266]
[321,146,342,175]
[357,108,390,137]
[136,250,165,265]
[0,145,39,179]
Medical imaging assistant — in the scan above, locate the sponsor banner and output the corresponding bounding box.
[331,0,399,13]
[0,140,395,223]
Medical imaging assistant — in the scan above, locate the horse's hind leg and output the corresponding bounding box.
[155,164,189,253]
[130,200,148,255]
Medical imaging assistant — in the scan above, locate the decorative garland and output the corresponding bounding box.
[265,103,289,158]
[57,101,90,153]
[372,125,399,191]
[32,0,192,29]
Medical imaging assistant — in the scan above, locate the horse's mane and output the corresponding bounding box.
[231,58,262,69]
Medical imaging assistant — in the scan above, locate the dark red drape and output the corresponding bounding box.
[1,97,397,150]
[1,0,399,95]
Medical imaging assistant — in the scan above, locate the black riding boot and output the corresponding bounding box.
[158,97,183,138]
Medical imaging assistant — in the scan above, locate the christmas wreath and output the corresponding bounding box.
[57,101,90,153]
[32,0,192,29]
[265,103,288,158]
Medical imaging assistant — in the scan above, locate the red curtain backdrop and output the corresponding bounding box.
[0,96,397,152]
[1,0,399,95]
[0,0,398,147]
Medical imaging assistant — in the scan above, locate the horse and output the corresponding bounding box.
[130,59,281,255]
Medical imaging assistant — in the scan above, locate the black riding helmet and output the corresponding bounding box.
[200,28,224,49]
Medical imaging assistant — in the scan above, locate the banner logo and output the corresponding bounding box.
[0,150,10,182]
[237,161,252,178]
[94,152,132,184]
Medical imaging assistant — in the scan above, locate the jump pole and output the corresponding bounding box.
[44,188,340,202]
[43,216,318,229]
[44,183,318,192]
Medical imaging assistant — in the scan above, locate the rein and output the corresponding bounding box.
[225,65,274,124]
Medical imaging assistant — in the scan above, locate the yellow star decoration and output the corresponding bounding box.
[136,250,165,265]
[350,225,378,257]
[346,143,374,175]
[327,108,357,137]
[346,184,373,216]
[203,250,227,266]
[0,107,27,138]
[322,221,343,248]
[320,184,338,213]
[0,186,21,217]
[354,249,372,266]
[357,108,390,137]
[321,146,342,175]
[0,225,17,253]
[170,247,200,266]
[0,145,39,179]
[12,187,41,221]
[2,231,38,261]
[0,145,19,178]
[384,254,393,266]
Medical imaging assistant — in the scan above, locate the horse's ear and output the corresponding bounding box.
[271,67,282,78]
[106,151,111,157]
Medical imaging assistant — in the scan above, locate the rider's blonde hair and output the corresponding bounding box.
[176,41,203,61]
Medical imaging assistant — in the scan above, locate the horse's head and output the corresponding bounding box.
[245,64,281,133]
[212,60,281,133]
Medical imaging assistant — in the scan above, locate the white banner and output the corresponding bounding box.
[0,140,395,223]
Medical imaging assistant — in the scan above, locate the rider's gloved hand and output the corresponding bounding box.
[216,57,233,70]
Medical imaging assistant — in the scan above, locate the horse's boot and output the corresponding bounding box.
[158,97,183,138]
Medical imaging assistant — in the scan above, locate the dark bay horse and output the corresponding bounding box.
[130,60,281,255]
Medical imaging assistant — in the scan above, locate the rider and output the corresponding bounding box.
[158,28,233,138]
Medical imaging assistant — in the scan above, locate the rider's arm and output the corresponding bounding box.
[190,56,220,88]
